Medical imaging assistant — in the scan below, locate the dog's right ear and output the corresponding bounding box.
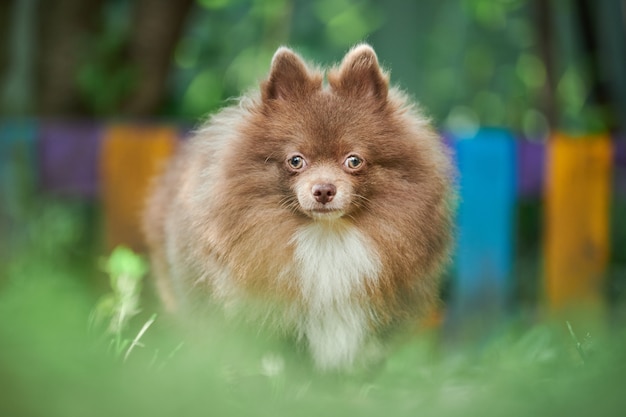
[262,47,321,102]
[328,44,389,102]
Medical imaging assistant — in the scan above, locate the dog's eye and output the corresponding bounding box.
[344,155,364,170]
[287,154,306,170]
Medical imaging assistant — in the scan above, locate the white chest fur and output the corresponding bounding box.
[292,222,381,370]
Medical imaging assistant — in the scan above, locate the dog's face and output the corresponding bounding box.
[264,96,376,221]
[237,45,407,222]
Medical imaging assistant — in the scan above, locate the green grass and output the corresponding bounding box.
[1,201,625,417]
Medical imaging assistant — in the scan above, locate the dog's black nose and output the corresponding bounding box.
[312,184,336,204]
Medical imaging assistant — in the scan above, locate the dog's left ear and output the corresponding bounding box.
[329,44,389,101]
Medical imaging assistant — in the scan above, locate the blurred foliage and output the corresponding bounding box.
[165,0,618,136]
[166,0,548,132]
[77,7,135,116]
[2,0,621,134]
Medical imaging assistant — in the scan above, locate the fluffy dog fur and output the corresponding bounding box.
[143,44,454,371]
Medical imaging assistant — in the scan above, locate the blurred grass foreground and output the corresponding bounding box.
[0,200,625,417]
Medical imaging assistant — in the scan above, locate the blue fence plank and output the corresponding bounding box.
[39,121,102,198]
[450,128,517,316]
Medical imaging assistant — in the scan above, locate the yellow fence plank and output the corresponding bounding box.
[544,133,612,310]
[100,124,178,251]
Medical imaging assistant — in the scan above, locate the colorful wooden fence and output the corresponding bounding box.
[0,121,624,316]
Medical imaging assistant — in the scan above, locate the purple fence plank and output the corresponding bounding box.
[517,139,546,198]
[39,122,102,198]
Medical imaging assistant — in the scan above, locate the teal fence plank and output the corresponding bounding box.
[0,120,38,212]
[0,120,38,258]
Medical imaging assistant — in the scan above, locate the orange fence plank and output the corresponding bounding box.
[100,124,178,251]
[544,133,612,310]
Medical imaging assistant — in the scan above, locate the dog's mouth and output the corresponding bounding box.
[308,207,345,219]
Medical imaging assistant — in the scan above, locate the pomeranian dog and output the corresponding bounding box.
[143,44,454,371]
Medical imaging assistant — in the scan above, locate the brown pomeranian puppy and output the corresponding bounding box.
[143,44,454,371]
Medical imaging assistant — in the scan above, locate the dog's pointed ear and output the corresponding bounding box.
[329,44,389,101]
[262,47,321,102]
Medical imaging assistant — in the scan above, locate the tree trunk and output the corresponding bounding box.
[36,0,104,116]
[122,0,194,117]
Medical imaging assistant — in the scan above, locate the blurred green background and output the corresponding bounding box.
[2,0,625,132]
[1,1,626,416]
